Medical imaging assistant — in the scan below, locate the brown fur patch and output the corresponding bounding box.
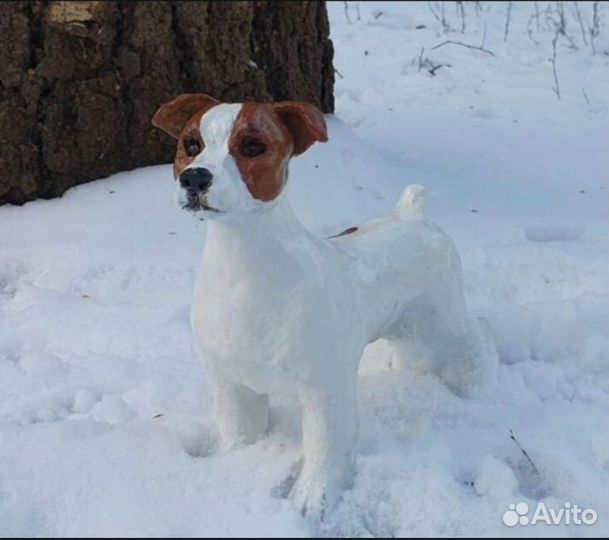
[152,93,220,179]
[155,96,328,198]
[152,93,219,140]
[172,110,207,178]
[328,226,359,239]
[228,103,294,202]
[227,101,328,201]
[274,101,328,156]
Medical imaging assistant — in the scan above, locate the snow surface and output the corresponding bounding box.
[1,1,608,537]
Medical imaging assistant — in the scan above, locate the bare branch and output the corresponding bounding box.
[504,1,513,42]
[543,3,556,31]
[551,28,561,100]
[582,87,590,105]
[456,1,466,33]
[572,1,588,46]
[343,1,351,24]
[480,17,488,49]
[415,47,449,77]
[527,11,541,45]
[431,39,495,56]
[545,2,578,52]
[417,47,425,72]
[589,1,600,54]
[428,63,447,76]
[555,1,578,50]
[510,429,540,476]
[428,1,452,33]
[557,1,567,33]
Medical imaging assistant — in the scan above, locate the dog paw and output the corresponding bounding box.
[289,467,346,523]
[290,472,330,523]
[271,458,303,499]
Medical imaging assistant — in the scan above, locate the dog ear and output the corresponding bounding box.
[152,93,220,139]
[274,102,328,156]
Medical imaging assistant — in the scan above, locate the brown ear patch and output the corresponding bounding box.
[274,101,328,156]
[152,93,219,139]
[228,103,294,202]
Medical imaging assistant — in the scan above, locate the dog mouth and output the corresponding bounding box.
[182,195,222,214]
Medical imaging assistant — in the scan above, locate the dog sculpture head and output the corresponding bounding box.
[152,94,328,217]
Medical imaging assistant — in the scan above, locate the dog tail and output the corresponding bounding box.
[394,184,426,219]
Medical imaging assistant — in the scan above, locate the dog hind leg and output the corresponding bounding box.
[386,295,498,398]
[213,373,270,447]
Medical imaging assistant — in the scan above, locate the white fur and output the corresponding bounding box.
[181,106,499,521]
[175,104,271,217]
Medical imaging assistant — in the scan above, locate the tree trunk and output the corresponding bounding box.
[0,0,334,205]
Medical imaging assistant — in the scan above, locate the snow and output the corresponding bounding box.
[0,1,607,536]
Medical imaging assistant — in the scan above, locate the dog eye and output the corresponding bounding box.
[184,137,202,157]
[241,141,266,158]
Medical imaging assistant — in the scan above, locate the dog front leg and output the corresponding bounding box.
[290,375,358,522]
[213,372,269,448]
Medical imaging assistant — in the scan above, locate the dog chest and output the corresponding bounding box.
[191,263,325,391]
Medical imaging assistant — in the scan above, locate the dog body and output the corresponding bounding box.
[152,95,498,520]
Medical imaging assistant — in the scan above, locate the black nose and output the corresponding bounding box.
[179,168,213,194]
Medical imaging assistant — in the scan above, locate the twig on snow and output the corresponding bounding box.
[555,1,578,50]
[415,47,449,77]
[428,1,452,33]
[343,1,351,24]
[504,1,512,42]
[509,429,540,476]
[551,28,561,100]
[527,11,541,45]
[456,1,466,33]
[428,63,447,76]
[542,3,556,31]
[572,1,588,46]
[589,1,600,54]
[431,39,496,56]
[480,17,488,49]
[417,47,425,72]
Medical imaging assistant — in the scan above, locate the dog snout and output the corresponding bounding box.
[179,168,213,194]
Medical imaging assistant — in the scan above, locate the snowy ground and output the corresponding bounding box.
[1,1,608,537]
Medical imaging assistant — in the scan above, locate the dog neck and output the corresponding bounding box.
[201,193,317,279]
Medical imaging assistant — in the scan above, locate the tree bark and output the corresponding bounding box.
[0,1,334,205]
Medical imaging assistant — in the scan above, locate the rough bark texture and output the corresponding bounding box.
[0,0,334,205]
